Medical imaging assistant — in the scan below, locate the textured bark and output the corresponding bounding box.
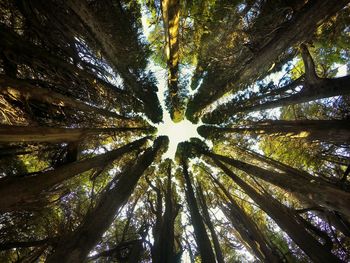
[65,0,162,122]
[200,149,350,218]
[161,0,182,121]
[152,162,181,263]
[181,158,216,263]
[0,125,151,143]
[199,119,350,144]
[203,44,350,124]
[212,158,342,263]
[46,136,167,263]
[211,176,281,263]
[0,137,149,211]
[186,0,350,121]
[0,76,129,120]
[0,24,129,98]
[196,184,225,263]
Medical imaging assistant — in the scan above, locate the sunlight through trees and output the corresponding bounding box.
[0,0,350,262]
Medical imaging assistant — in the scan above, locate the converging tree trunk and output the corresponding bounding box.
[203,44,350,124]
[196,184,225,263]
[0,137,150,211]
[46,136,167,263]
[210,175,281,263]
[198,148,350,218]
[0,76,131,121]
[198,119,350,144]
[0,125,152,143]
[211,158,342,263]
[187,0,350,122]
[181,158,216,263]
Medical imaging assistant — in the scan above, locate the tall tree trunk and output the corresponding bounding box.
[0,24,131,99]
[181,158,216,263]
[199,119,350,144]
[46,136,167,263]
[0,137,150,212]
[65,0,162,123]
[186,0,350,121]
[211,158,342,263]
[196,184,225,263]
[161,0,182,121]
[200,149,350,218]
[158,161,181,263]
[203,44,350,124]
[210,175,281,263]
[0,125,152,143]
[0,76,130,120]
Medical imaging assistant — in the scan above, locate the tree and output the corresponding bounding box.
[1,0,350,262]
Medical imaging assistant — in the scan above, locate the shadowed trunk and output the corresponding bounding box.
[181,158,216,263]
[196,184,225,263]
[210,175,281,263]
[0,125,153,143]
[212,158,342,263]
[199,119,350,144]
[161,0,182,121]
[46,136,167,263]
[203,44,350,124]
[0,76,130,120]
[0,137,150,212]
[200,149,350,218]
[187,0,350,121]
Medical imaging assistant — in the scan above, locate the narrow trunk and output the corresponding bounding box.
[181,158,216,263]
[196,184,225,263]
[199,119,350,144]
[212,158,342,263]
[46,136,167,263]
[202,150,350,218]
[0,125,151,143]
[0,137,149,211]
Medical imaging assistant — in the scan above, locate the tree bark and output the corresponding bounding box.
[210,175,281,263]
[203,44,350,124]
[187,0,350,121]
[181,158,216,263]
[196,184,225,263]
[0,136,150,212]
[0,76,130,120]
[201,149,350,219]
[0,125,152,143]
[46,136,167,263]
[212,158,342,263]
[65,0,162,123]
[161,0,182,121]
[199,119,350,144]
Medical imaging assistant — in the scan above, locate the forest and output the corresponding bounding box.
[0,0,350,262]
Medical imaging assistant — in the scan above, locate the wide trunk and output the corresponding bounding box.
[202,150,350,218]
[199,119,350,144]
[186,0,350,121]
[46,136,167,263]
[212,158,342,263]
[0,137,149,211]
[0,125,151,143]
[0,76,129,120]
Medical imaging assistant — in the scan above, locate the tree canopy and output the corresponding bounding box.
[1,0,350,262]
